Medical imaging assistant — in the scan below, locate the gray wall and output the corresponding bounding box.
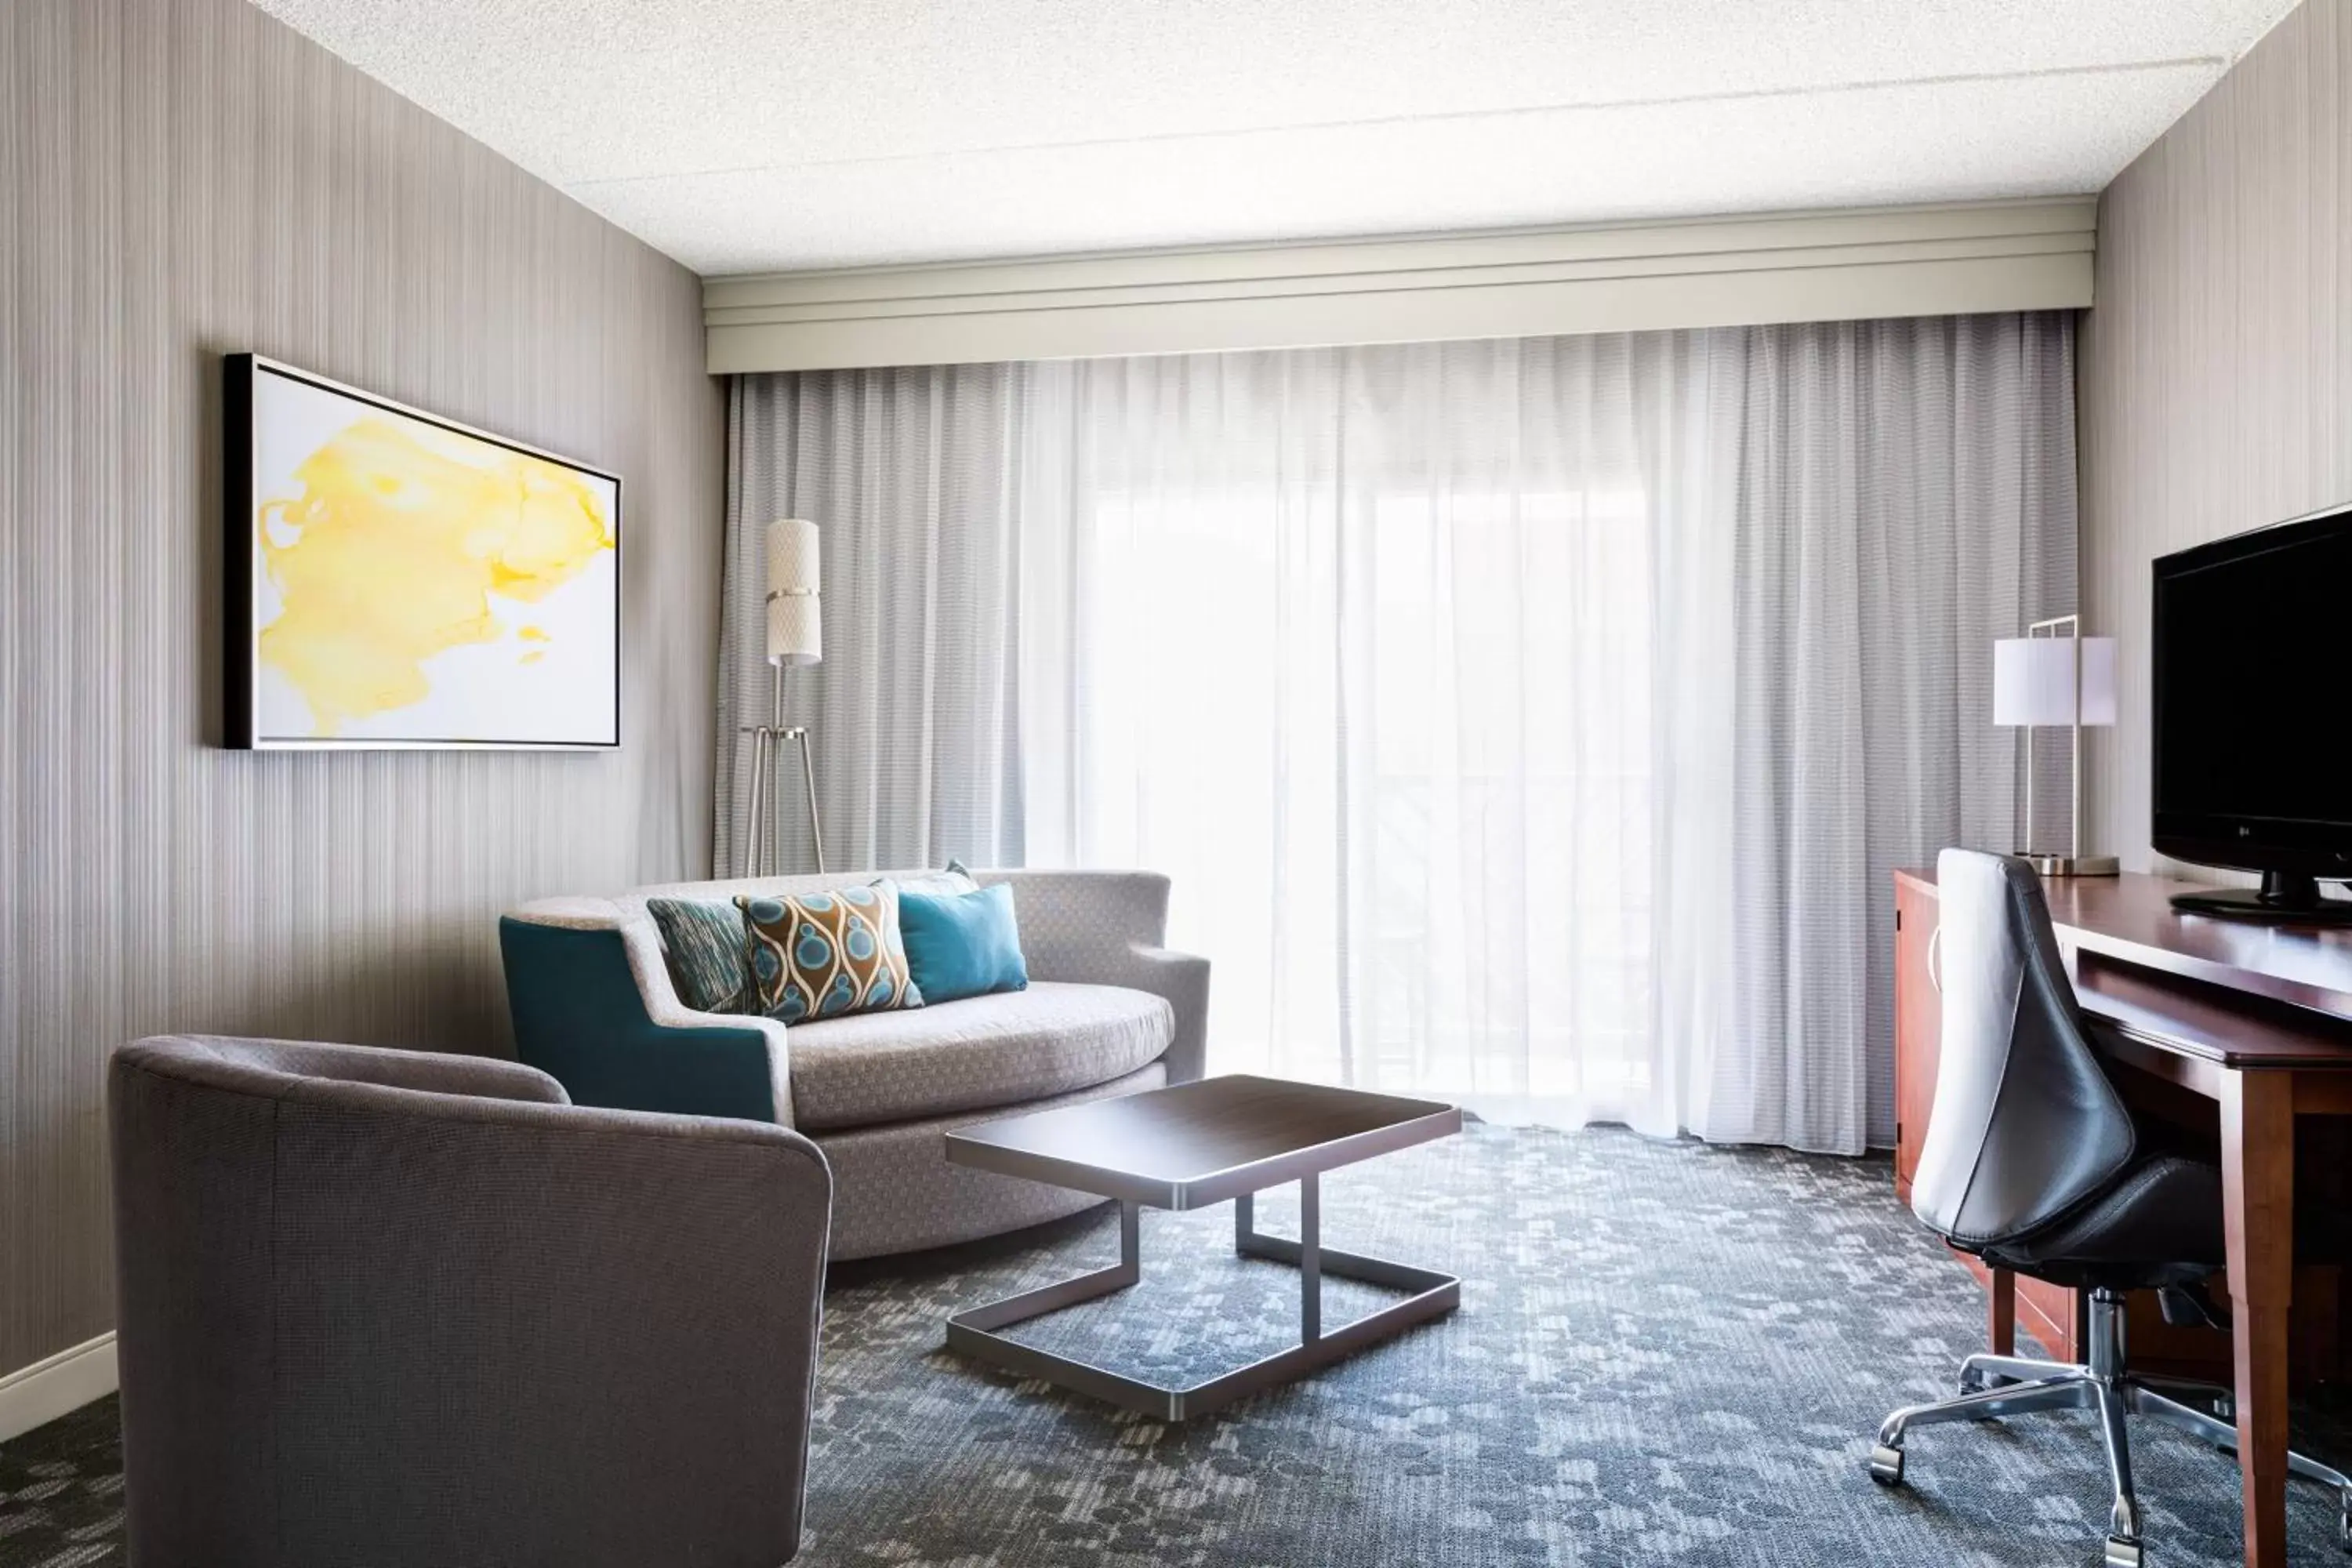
[1,0,726,1378]
[2079,0,2343,873]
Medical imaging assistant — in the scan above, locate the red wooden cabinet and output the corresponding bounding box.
[1891,873,1940,1206]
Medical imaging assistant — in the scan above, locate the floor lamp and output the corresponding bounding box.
[742,517,826,876]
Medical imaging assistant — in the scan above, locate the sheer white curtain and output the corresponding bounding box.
[1017,338,1736,1136]
[721,314,2074,1153]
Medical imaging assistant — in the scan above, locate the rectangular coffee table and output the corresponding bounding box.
[942,1073,1463,1420]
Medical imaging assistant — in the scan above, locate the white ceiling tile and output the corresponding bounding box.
[248,0,2300,274]
[572,64,2219,272]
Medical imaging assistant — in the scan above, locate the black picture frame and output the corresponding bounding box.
[224,353,623,751]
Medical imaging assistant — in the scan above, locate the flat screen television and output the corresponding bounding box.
[2152,502,2352,922]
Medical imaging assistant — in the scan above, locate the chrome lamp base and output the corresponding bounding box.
[2017,851,2120,877]
[740,661,826,877]
[1869,1287,2351,1565]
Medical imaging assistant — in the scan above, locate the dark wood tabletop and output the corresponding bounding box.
[1897,866,2352,1068]
[946,1074,1463,1210]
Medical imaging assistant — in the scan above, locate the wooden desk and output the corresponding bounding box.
[1894,867,2352,1568]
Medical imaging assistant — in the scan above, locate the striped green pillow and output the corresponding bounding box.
[645,898,753,1015]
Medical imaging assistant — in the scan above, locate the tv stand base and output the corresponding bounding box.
[2171,871,2352,925]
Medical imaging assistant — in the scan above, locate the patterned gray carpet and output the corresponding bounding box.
[6,1123,2350,1566]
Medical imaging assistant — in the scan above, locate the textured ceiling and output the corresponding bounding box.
[249,0,2299,276]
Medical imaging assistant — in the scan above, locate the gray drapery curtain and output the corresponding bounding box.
[1713,317,2075,1149]
[717,314,2075,1152]
[717,367,1028,877]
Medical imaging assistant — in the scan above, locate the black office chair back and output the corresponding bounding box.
[1911,848,2136,1251]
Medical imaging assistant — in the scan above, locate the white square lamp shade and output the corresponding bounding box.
[1992,636,2117,728]
[767,517,822,666]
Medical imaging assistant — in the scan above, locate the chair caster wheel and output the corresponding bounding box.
[1867,1444,1904,1486]
[2104,1536,2143,1568]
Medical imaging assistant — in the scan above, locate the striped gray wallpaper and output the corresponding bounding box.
[2080,0,2348,873]
[0,0,726,1379]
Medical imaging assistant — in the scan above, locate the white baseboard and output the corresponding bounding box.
[0,1333,118,1444]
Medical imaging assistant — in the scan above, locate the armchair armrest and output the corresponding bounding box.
[180,1034,572,1105]
[977,869,1213,1084]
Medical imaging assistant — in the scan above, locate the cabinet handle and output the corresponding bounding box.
[1927,925,1944,996]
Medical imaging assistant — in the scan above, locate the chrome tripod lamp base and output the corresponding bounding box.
[742,662,826,877]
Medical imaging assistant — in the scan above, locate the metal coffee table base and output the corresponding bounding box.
[946,1174,1461,1421]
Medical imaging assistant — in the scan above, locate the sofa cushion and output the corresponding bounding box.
[739,885,921,1022]
[785,981,1173,1133]
[886,859,979,898]
[895,882,1029,1004]
[644,898,752,1014]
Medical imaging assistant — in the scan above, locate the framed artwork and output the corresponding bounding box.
[224,354,622,750]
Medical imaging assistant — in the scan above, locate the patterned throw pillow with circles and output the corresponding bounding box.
[736,885,924,1022]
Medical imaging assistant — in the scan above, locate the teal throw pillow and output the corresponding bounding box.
[895,881,1029,1004]
[645,898,752,1014]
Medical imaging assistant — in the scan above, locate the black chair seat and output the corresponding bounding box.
[1981,1153,2223,1290]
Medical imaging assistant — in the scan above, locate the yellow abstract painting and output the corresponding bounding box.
[241,361,619,747]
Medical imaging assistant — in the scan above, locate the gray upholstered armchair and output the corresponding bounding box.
[109,1035,830,1568]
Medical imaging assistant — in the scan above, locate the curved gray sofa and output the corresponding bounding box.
[110,1034,829,1568]
[499,868,1210,1260]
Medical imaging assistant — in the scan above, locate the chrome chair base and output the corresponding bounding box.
[1869,1287,2351,1563]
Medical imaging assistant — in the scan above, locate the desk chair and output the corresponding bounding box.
[1867,850,2350,1567]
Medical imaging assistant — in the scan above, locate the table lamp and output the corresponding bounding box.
[742,518,826,875]
[1993,615,2118,877]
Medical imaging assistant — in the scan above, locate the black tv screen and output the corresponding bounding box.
[2152,504,2352,878]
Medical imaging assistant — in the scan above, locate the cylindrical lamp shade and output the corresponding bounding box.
[766,518,822,666]
[1992,635,2117,727]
